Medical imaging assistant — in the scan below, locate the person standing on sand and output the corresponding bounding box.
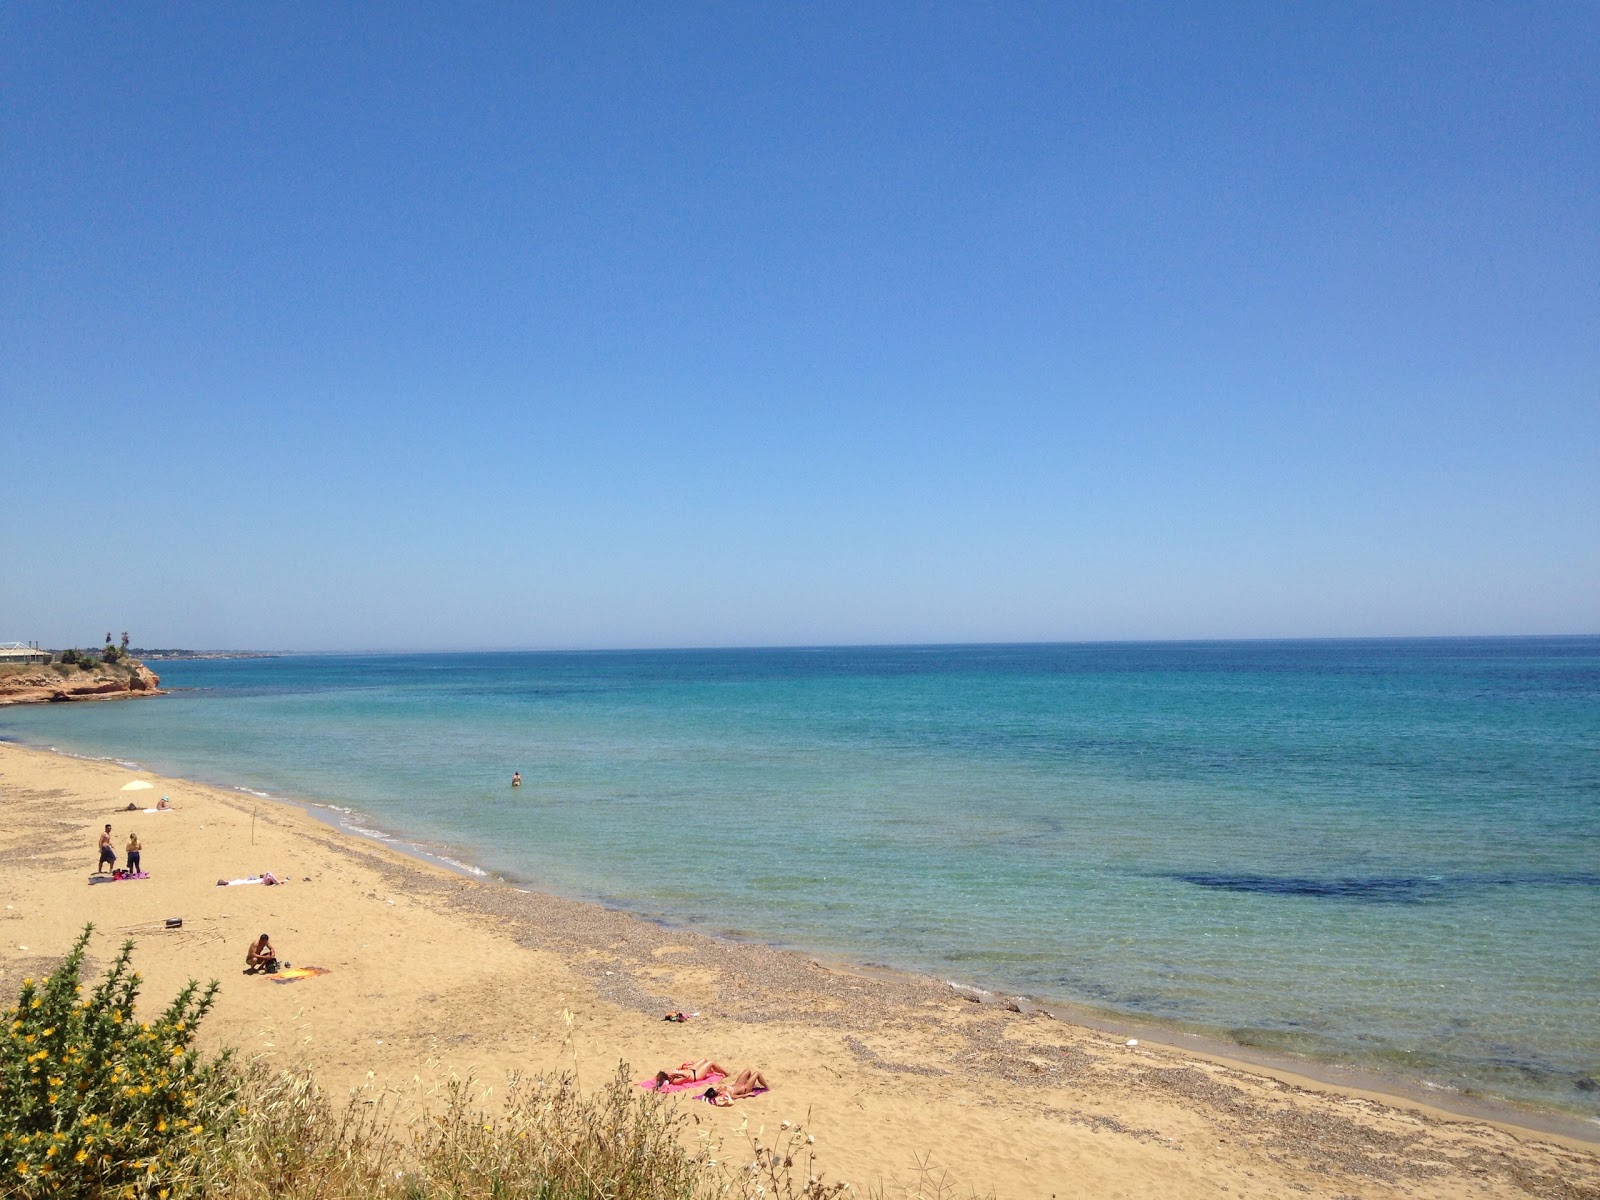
[125,832,142,875]
[97,825,116,873]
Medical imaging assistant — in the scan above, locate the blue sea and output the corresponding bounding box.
[3,639,1597,1119]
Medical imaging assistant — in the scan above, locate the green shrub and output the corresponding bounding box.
[0,926,230,1199]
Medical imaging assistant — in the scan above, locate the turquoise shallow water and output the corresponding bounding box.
[3,638,1597,1117]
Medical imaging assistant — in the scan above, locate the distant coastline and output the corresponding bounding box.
[131,649,284,661]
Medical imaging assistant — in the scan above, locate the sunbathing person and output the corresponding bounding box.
[704,1068,770,1105]
[652,1059,728,1089]
[245,933,279,974]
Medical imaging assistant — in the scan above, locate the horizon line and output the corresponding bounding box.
[119,631,1600,657]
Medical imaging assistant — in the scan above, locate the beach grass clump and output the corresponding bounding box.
[205,1065,849,1200]
[403,1068,710,1199]
[185,1066,396,1198]
[0,925,232,1199]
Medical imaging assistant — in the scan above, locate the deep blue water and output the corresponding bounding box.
[3,638,1597,1116]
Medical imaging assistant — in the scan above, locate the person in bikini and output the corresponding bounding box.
[652,1059,728,1089]
[703,1068,770,1105]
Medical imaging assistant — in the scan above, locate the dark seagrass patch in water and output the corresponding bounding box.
[1166,871,1600,904]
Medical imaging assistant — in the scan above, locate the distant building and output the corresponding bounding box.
[0,642,51,665]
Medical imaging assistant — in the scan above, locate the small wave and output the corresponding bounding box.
[435,856,488,877]
[344,824,393,841]
[50,747,123,764]
[233,787,274,799]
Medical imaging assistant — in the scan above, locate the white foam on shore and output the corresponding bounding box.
[48,746,140,767]
[435,855,488,877]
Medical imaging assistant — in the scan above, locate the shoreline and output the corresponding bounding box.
[3,739,1598,1197]
[10,732,1600,1149]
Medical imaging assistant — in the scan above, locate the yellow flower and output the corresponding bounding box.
[75,1150,87,1164]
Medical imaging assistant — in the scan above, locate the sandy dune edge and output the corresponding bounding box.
[1,742,1594,1199]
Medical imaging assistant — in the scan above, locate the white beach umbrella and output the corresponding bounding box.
[120,780,155,792]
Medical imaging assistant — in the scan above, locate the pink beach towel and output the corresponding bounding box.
[635,1071,726,1094]
[89,872,150,885]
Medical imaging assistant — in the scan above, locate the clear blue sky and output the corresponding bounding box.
[4,4,1596,651]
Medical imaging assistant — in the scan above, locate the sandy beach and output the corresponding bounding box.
[2,740,1595,1199]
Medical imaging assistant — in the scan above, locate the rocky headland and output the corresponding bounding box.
[0,659,162,705]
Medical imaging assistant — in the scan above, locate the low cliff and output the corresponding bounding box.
[0,660,162,705]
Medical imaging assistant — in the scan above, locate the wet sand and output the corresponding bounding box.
[2,741,1596,1199]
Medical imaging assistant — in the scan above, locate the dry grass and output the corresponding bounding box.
[171,1063,860,1200]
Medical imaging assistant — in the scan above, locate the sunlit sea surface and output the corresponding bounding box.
[3,639,1597,1117]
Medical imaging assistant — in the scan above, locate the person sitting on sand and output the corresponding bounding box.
[704,1068,769,1106]
[652,1059,728,1089]
[245,933,279,974]
[156,796,174,810]
[97,825,116,873]
[125,832,142,874]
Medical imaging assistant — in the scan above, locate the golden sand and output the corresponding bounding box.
[2,741,1594,1198]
